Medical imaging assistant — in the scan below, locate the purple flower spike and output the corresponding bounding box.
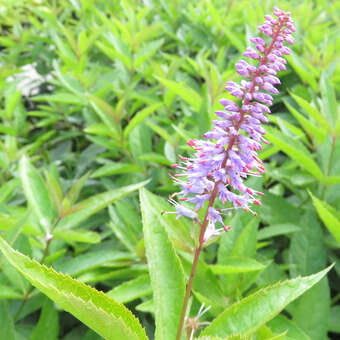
[169,7,295,243]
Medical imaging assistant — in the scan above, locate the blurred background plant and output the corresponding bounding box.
[0,0,339,339]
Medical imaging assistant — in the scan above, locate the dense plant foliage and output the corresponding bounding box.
[0,0,339,339]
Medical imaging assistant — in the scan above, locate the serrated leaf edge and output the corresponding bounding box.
[202,265,332,337]
[0,236,148,340]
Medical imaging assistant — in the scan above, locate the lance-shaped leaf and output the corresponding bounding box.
[320,69,338,126]
[310,193,340,246]
[134,39,164,67]
[0,302,15,340]
[283,100,326,142]
[209,257,266,275]
[58,180,149,229]
[156,77,202,111]
[140,188,185,340]
[107,275,152,304]
[265,127,323,181]
[268,314,310,340]
[198,336,248,340]
[0,236,148,340]
[123,103,163,138]
[53,229,101,244]
[91,162,143,178]
[19,156,57,230]
[286,53,318,91]
[29,298,59,340]
[201,266,332,338]
[290,93,331,132]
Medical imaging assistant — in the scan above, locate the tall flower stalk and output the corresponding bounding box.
[171,7,295,340]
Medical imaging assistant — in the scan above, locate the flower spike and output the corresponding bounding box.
[170,7,295,242]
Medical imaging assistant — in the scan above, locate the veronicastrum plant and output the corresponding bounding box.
[0,3,336,340]
[168,7,297,339]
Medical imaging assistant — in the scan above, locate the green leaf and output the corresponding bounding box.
[198,335,248,340]
[129,123,152,165]
[107,275,152,303]
[265,127,324,181]
[284,100,326,142]
[0,124,17,135]
[136,190,192,252]
[310,193,340,246]
[201,266,332,338]
[0,284,23,300]
[263,332,287,340]
[134,39,164,67]
[146,121,173,144]
[223,219,259,295]
[56,250,131,276]
[88,95,117,121]
[140,188,185,340]
[290,93,331,132]
[32,93,84,105]
[181,254,226,314]
[88,95,120,136]
[328,305,340,333]
[58,180,149,229]
[99,33,132,69]
[5,88,21,119]
[256,325,286,340]
[197,337,226,340]
[19,156,57,231]
[0,178,20,204]
[1,257,29,293]
[91,162,143,178]
[268,315,311,340]
[289,213,327,277]
[209,257,265,274]
[0,302,15,340]
[286,53,318,91]
[63,172,91,208]
[0,236,148,340]
[231,219,258,258]
[108,203,141,252]
[218,213,249,263]
[29,298,59,340]
[53,229,101,244]
[324,175,340,184]
[156,77,202,111]
[53,60,83,95]
[136,299,154,314]
[320,70,338,126]
[270,116,309,145]
[223,27,245,53]
[138,153,172,166]
[84,123,112,137]
[123,103,162,138]
[198,91,211,136]
[257,224,301,240]
[260,193,300,225]
[290,279,330,340]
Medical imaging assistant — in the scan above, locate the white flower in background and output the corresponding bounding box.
[7,62,53,96]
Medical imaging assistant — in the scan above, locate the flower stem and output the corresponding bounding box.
[176,185,219,340]
[175,240,202,340]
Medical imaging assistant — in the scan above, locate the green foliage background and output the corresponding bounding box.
[0,0,339,339]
